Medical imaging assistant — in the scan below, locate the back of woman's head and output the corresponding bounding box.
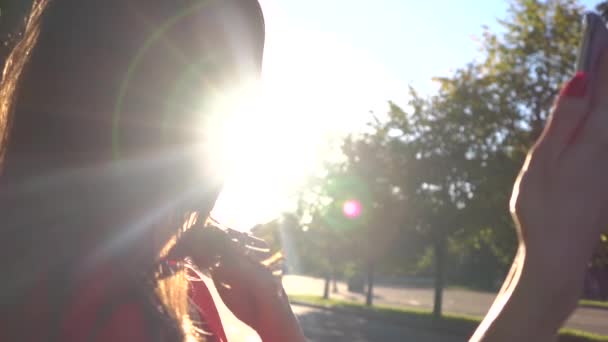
[0,0,264,340]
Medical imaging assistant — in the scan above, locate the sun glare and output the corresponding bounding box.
[207,76,325,230]
[208,5,407,230]
[343,200,362,219]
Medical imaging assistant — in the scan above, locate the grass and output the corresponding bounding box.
[579,299,608,310]
[288,294,608,342]
[558,329,608,342]
[447,285,497,293]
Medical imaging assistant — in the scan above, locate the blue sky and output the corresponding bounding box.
[261,0,598,95]
[213,0,600,230]
[263,0,511,95]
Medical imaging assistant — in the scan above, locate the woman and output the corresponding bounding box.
[0,0,305,341]
[472,52,608,340]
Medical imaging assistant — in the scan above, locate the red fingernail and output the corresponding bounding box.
[560,72,588,98]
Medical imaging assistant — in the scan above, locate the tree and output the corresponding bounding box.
[341,129,406,306]
[597,1,608,20]
[287,0,591,316]
[421,0,584,314]
[342,0,586,318]
[294,161,364,299]
[294,143,408,305]
[440,0,585,282]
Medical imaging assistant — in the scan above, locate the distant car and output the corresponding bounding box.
[347,274,365,293]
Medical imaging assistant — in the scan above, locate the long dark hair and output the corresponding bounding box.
[0,0,265,340]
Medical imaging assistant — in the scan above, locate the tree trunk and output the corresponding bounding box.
[433,236,447,320]
[332,268,339,293]
[323,272,331,299]
[365,259,374,306]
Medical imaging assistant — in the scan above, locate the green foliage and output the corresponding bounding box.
[381,0,585,288]
[579,299,608,310]
[293,0,591,297]
[293,162,371,277]
[447,0,584,283]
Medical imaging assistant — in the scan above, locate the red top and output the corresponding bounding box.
[1,269,228,342]
[191,279,229,342]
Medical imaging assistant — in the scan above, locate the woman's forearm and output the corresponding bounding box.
[470,247,581,341]
[255,288,307,342]
[496,246,523,297]
[257,312,306,342]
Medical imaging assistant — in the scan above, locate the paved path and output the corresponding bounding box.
[283,275,608,336]
[214,300,462,342]
[295,305,465,342]
[203,275,461,341]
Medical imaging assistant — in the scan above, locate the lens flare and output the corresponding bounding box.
[343,200,362,219]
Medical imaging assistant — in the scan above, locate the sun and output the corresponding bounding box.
[207,18,405,231]
[206,76,325,230]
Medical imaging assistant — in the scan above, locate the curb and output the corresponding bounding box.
[290,299,608,342]
[289,300,335,312]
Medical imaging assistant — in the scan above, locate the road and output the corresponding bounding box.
[215,302,461,342]
[202,275,458,341]
[198,274,608,340]
[283,275,608,336]
[294,305,464,342]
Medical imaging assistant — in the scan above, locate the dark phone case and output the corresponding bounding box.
[577,13,608,76]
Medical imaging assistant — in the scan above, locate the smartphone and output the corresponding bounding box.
[576,12,608,73]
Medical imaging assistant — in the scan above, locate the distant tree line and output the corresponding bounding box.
[278,0,608,318]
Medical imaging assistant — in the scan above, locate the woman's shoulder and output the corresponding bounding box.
[1,267,155,342]
[5,266,228,342]
[64,269,228,342]
[60,267,156,342]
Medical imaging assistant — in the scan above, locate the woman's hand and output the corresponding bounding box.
[472,51,608,341]
[513,59,608,291]
[209,243,305,342]
[168,225,306,342]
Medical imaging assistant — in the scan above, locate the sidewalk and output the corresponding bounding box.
[292,303,467,342]
[283,275,608,336]
[283,275,495,316]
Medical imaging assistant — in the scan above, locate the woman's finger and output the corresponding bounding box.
[239,233,269,249]
[534,73,591,159]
